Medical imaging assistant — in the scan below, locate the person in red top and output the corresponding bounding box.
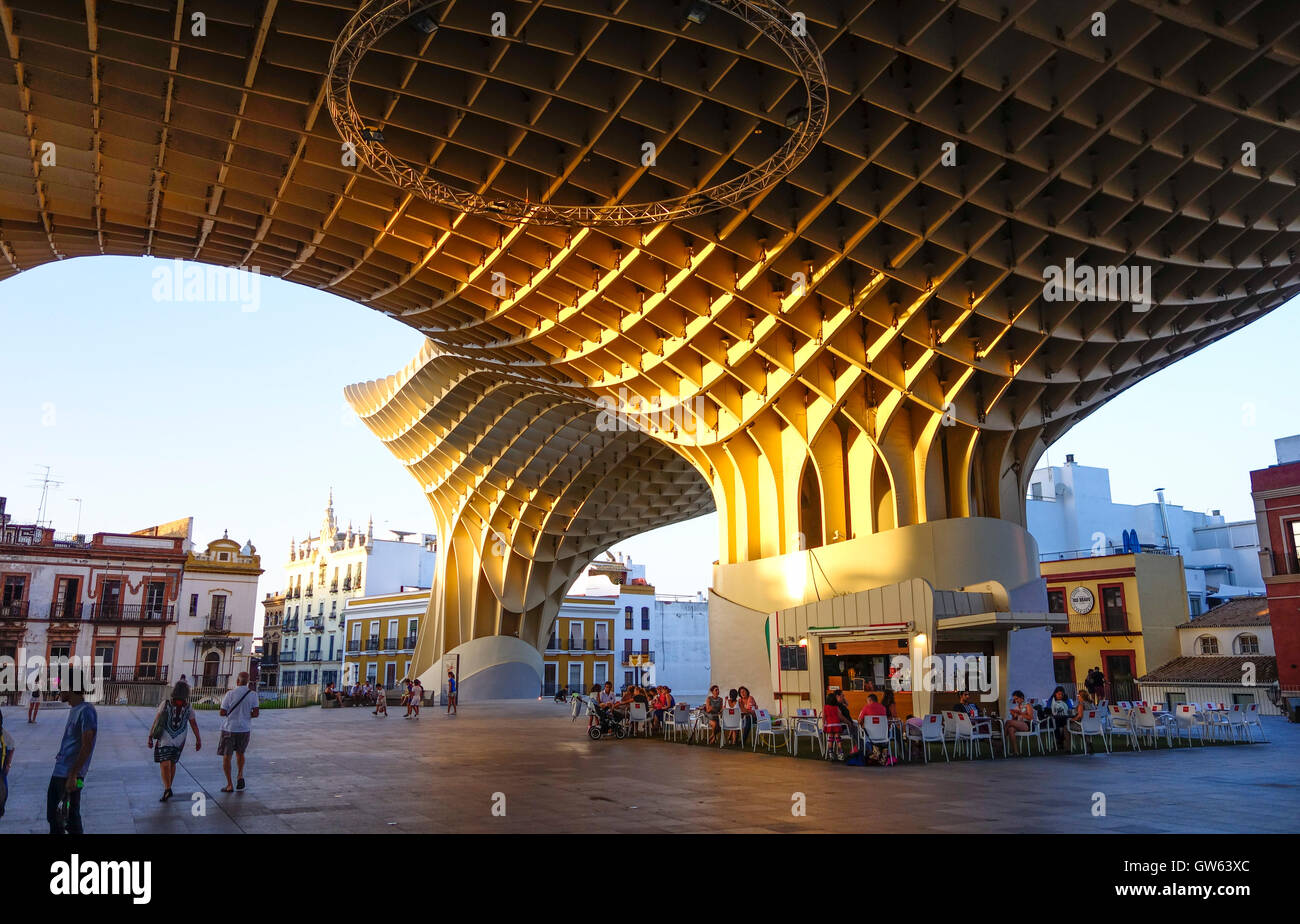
[857,693,888,722]
[822,692,846,759]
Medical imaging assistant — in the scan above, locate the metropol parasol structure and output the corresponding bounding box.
[2,0,1297,699]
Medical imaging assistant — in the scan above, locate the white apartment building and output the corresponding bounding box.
[277,492,436,687]
[564,553,711,698]
[1027,456,1264,616]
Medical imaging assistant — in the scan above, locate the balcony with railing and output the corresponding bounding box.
[382,638,397,651]
[48,602,84,622]
[1055,610,1131,634]
[1040,545,1180,563]
[106,665,170,683]
[89,603,177,624]
[306,617,324,632]
[365,637,380,652]
[545,638,613,652]
[342,579,352,591]
[330,581,338,593]
[283,619,299,634]
[260,654,279,667]
[1269,549,1300,578]
[346,641,361,654]
[201,614,231,635]
[0,600,29,622]
[304,586,313,598]
[402,635,418,650]
[281,651,298,663]
[193,673,231,691]
[308,651,322,662]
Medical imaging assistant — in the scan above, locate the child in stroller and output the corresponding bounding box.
[586,695,629,740]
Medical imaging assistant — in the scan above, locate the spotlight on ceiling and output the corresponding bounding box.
[686,2,709,25]
[361,127,385,142]
[784,106,809,130]
[408,13,438,35]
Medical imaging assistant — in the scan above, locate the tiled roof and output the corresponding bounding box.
[1180,598,1270,628]
[1139,656,1277,685]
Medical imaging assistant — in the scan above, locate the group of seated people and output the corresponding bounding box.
[586,681,680,735]
[821,689,897,761]
[948,685,1101,752]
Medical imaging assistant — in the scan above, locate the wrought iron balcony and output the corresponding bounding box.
[193,673,231,690]
[280,651,298,663]
[382,638,397,651]
[365,637,379,652]
[89,603,176,624]
[0,600,29,621]
[342,579,352,591]
[306,617,324,632]
[304,586,313,597]
[308,651,322,662]
[106,665,170,683]
[203,615,231,635]
[402,635,418,649]
[48,602,84,622]
[282,619,299,633]
[330,581,338,593]
[346,641,361,654]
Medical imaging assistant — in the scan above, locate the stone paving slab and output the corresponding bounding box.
[0,700,1296,833]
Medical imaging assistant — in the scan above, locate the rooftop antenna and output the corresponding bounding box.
[30,465,63,528]
[70,498,84,538]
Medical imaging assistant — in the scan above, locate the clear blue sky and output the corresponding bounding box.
[1,256,1296,603]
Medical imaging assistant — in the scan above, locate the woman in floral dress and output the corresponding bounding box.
[147,680,201,802]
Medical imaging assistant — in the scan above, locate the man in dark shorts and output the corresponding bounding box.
[218,672,259,792]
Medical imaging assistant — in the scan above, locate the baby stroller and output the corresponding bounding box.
[586,699,629,740]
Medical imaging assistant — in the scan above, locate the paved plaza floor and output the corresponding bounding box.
[1,700,1296,833]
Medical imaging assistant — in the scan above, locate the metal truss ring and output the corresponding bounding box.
[327,0,830,227]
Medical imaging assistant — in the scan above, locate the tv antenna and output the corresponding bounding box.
[70,497,84,537]
[30,465,64,528]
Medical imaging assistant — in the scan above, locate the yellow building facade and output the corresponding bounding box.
[341,590,426,689]
[1042,552,1189,702]
[543,600,615,697]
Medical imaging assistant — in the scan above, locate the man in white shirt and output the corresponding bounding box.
[218,672,259,793]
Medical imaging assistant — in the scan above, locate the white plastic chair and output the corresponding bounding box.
[951,710,995,759]
[1107,704,1140,750]
[1132,705,1172,748]
[570,694,586,723]
[860,715,894,761]
[1174,704,1208,745]
[1068,709,1111,754]
[718,706,744,748]
[628,702,650,737]
[664,703,692,741]
[789,708,823,757]
[1243,703,1268,742]
[913,714,948,763]
[1223,705,1250,743]
[752,709,788,753]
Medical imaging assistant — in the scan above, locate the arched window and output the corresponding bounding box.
[1198,635,1219,655]
[1234,633,1260,655]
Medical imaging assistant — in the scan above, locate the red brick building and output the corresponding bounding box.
[1251,435,1300,693]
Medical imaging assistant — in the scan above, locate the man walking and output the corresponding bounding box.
[218,671,259,793]
[445,669,457,716]
[48,670,97,834]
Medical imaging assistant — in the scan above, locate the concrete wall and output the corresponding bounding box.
[1135,553,1194,674]
[1178,625,1274,657]
[426,635,542,701]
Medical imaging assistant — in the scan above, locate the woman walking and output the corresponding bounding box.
[27,687,40,724]
[147,681,201,802]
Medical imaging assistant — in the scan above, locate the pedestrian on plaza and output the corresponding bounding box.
[446,669,457,715]
[0,708,14,818]
[147,680,200,802]
[217,672,259,793]
[27,684,40,724]
[48,669,97,834]
[373,683,388,717]
[410,678,424,719]
[400,677,414,717]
